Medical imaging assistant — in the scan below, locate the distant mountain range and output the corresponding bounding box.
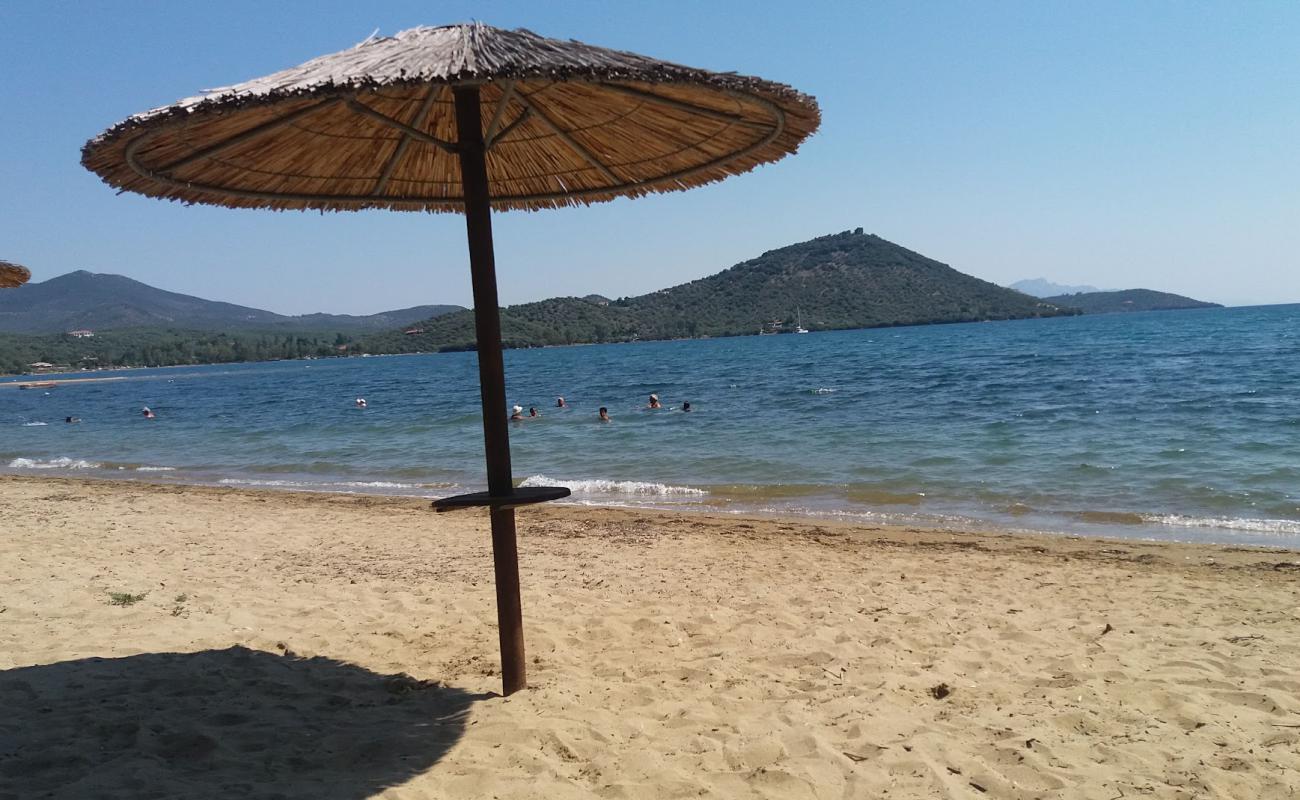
[1009,278,1102,297]
[1042,289,1221,314]
[1,232,1229,375]
[0,270,462,335]
[361,229,1074,352]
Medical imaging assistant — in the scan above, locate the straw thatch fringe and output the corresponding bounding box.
[82,24,820,213]
[0,260,32,289]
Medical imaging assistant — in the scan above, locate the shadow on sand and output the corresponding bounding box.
[0,646,485,799]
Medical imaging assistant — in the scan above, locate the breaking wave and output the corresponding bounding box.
[7,457,101,470]
[519,474,707,496]
[1143,514,1300,536]
[217,478,426,490]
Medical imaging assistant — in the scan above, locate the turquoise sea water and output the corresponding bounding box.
[4,304,1299,547]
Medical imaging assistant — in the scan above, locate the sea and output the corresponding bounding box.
[4,304,1299,548]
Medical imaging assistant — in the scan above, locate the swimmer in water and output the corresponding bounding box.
[598,406,611,422]
[556,396,567,408]
[681,401,692,412]
[355,398,367,408]
[141,407,156,419]
[510,405,525,420]
[648,394,662,409]
[529,407,540,418]
[65,416,81,423]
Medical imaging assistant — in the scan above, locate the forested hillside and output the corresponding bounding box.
[361,298,637,353]
[0,328,348,375]
[366,229,1072,353]
[622,230,1066,338]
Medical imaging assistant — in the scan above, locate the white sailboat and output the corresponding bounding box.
[795,308,810,334]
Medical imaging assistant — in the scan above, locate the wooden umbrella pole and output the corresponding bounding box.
[453,84,526,696]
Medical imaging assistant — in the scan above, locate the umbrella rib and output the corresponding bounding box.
[483,80,517,143]
[513,91,622,185]
[596,82,772,130]
[154,97,343,175]
[371,85,442,197]
[344,99,459,154]
[485,108,531,150]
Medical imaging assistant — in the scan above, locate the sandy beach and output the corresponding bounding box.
[2,475,1297,799]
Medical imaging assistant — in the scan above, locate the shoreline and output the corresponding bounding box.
[4,467,1299,550]
[3,473,1297,797]
[0,358,327,384]
[4,472,1298,562]
[3,374,132,388]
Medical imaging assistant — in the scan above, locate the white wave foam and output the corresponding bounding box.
[8,457,101,470]
[338,480,423,489]
[218,478,421,490]
[1144,514,1300,536]
[135,466,177,472]
[21,422,48,427]
[812,387,836,394]
[520,474,707,496]
[220,478,319,488]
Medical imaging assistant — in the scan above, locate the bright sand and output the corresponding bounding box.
[2,475,1298,799]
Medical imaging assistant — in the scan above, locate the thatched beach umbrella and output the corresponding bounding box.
[82,23,820,695]
[0,260,31,289]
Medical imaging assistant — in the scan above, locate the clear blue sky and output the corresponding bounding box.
[2,1,1297,312]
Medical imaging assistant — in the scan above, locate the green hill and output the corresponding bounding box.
[365,229,1073,353]
[0,270,461,335]
[1044,289,1220,314]
[368,297,640,352]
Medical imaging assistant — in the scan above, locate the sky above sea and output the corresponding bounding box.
[1,1,1297,313]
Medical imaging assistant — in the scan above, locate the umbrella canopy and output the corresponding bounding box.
[81,24,819,212]
[82,23,819,696]
[0,260,32,289]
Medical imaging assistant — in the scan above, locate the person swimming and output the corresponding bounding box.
[141,406,155,419]
[65,416,81,423]
[681,401,692,412]
[556,396,567,408]
[648,394,662,409]
[510,405,525,420]
[355,398,368,408]
[598,406,611,422]
[529,407,540,418]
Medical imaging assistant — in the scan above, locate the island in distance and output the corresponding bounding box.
[1009,277,1102,297]
[1010,278,1219,314]
[1039,289,1222,314]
